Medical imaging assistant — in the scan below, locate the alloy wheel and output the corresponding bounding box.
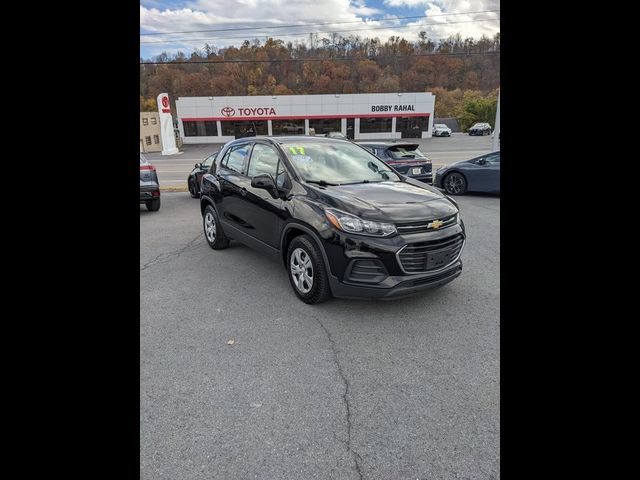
[445,174,465,194]
[204,212,216,243]
[290,247,314,293]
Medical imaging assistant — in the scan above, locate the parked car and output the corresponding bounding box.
[140,154,161,211]
[433,151,500,195]
[357,141,433,183]
[324,131,347,139]
[199,136,465,304]
[433,124,452,137]
[281,122,304,134]
[468,122,492,136]
[188,150,219,198]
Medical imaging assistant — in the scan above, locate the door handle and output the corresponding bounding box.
[240,187,247,196]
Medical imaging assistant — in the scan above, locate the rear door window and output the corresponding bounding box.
[221,144,250,174]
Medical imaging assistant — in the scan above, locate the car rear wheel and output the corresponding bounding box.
[287,235,332,304]
[443,172,467,195]
[188,178,199,198]
[203,205,230,250]
[146,198,161,211]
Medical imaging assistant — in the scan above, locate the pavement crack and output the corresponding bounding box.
[140,233,202,273]
[313,315,364,480]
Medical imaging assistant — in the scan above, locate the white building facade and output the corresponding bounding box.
[175,92,435,144]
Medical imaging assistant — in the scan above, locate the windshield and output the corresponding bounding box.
[472,123,488,128]
[435,124,448,128]
[281,141,401,184]
[387,146,427,159]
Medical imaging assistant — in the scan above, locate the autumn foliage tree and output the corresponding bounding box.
[140,32,500,126]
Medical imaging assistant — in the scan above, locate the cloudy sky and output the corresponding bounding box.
[140,0,500,59]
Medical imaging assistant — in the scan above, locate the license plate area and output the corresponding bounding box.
[426,249,453,269]
[412,167,422,175]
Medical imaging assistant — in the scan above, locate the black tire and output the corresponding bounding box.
[188,178,199,198]
[443,172,467,195]
[203,205,230,250]
[146,198,161,211]
[287,235,332,304]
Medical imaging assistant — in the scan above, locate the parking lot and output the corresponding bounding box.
[144,133,496,188]
[140,191,500,479]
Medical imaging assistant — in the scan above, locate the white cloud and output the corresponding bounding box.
[140,0,499,57]
[384,0,426,6]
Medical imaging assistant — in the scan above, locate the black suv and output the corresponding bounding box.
[200,136,465,304]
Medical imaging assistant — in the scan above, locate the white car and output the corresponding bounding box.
[433,124,452,137]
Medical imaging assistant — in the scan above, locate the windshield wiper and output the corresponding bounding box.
[305,179,340,186]
[342,179,385,185]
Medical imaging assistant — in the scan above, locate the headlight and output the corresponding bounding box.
[324,208,397,237]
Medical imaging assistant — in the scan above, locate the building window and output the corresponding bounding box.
[220,120,268,137]
[183,121,218,137]
[272,119,305,135]
[396,116,429,138]
[359,117,393,133]
[182,122,218,137]
[308,118,341,135]
[142,118,149,126]
[153,135,159,144]
[145,136,152,146]
[151,117,157,125]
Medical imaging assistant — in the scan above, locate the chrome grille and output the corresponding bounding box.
[397,234,464,274]
[396,214,457,235]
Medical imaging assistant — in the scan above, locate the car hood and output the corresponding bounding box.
[307,180,457,222]
[439,159,471,171]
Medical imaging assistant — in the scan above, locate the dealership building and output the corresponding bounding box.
[175,92,435,143]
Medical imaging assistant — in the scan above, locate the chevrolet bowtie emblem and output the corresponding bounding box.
[428,219,444,229]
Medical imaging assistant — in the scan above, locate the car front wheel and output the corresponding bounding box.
[443,172,467,195]
[287,235,332,304]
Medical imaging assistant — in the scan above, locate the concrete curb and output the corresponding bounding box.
[160,185,188,192]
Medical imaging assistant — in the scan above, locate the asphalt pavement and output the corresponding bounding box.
[140,192,500,479]
[144,133,496,188]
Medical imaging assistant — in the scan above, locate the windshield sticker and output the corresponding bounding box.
[292,154,313,164]
[288,146,305,155]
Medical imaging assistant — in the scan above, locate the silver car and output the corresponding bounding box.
[433,124,452,137]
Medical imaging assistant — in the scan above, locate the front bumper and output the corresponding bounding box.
[329,261,462,299]
[433,171,444,188]
[320,223,465,300]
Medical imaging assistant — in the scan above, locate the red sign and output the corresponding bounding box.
[221,107,276,117]
[161,96,170,113]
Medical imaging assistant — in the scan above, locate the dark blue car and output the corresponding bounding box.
[433,151,500,195]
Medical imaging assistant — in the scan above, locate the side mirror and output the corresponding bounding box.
[195,162,202,168]
[251,173,278,197]
[478,158,487,165]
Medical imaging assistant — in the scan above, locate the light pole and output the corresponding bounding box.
[492,88,500,151]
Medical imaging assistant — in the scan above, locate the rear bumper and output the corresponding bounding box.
[408,173,433,183]
[140,186,160,203]
[329,261,462,300]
